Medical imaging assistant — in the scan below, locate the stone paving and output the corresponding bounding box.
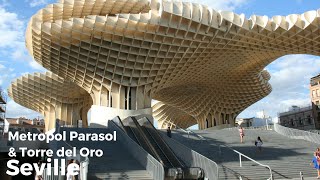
[170,128,319,179]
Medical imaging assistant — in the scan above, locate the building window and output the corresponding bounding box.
[299,118,303,125]
[291,119,294,126]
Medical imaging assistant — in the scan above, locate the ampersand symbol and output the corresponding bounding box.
[8,147,16,157]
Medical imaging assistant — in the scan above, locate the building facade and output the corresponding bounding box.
[278,106,315,130]
[4,117,45,133]
[311,74,320,129]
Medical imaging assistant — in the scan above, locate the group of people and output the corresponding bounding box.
[239,126,320,178]
[238,126,263,152]
[312,148,320,179]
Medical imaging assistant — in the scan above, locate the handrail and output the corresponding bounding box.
[140,117,185,168]
[176,127,273,180]
[143,126,176,168]
[219,144,273,180]
[128,117,163,164]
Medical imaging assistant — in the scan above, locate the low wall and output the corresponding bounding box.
[274,123,320,144]
[159,131,219,180]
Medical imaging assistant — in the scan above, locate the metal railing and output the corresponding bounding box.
[176,127,273,180]
[274,123,320,144]
[238,125,274,131]
[218,144,273,180]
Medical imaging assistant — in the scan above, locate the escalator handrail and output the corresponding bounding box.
[112,117,143,147]
[128,117,164,164]
[144,124,184,168]
[111,116,126,132]
[139,117,185,168]
[142,125,175,168]
[126,126,140,146]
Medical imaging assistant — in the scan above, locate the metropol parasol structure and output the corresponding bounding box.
[8,0,320,131]
[8,72,92,131]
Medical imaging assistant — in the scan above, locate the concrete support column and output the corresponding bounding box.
[44,106,56,132]
[207,113,212,128]
[111,84,120,108]
[100,87,109,107]
[119,86,126,109]
[91,87,109,106]
[197,111,237,130]
[90,84,152,127]
[70,104,82,126]
[130,87,137,110]
[136,86,145,109]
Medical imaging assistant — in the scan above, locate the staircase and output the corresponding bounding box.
[170,128,318,179]
[60,127,153,180]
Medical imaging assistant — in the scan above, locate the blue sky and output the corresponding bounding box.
[1,0,320,124]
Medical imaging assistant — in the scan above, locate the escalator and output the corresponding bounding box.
[141,126,182,168]
[118,116,203,179]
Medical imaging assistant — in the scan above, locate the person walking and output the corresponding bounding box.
[255,136,263,152]
[34,160,43,180]
[238,126,244,143]
[311,148,320,179]
[167,126,172,138]
[66,159,75,180]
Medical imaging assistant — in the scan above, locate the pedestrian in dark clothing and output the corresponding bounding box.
[167,127,172,138]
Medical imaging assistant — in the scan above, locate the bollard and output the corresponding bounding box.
[239,154,242,167]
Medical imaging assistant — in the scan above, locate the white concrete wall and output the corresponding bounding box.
[90,105,152,128]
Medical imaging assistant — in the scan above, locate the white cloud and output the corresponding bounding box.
[0,8,24,48]
[5,99,42,119]
[28,0,49,7]
[0,64,18,86]
[188,0,249,11]
[239,54,320,119]
[0,5,46,71]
